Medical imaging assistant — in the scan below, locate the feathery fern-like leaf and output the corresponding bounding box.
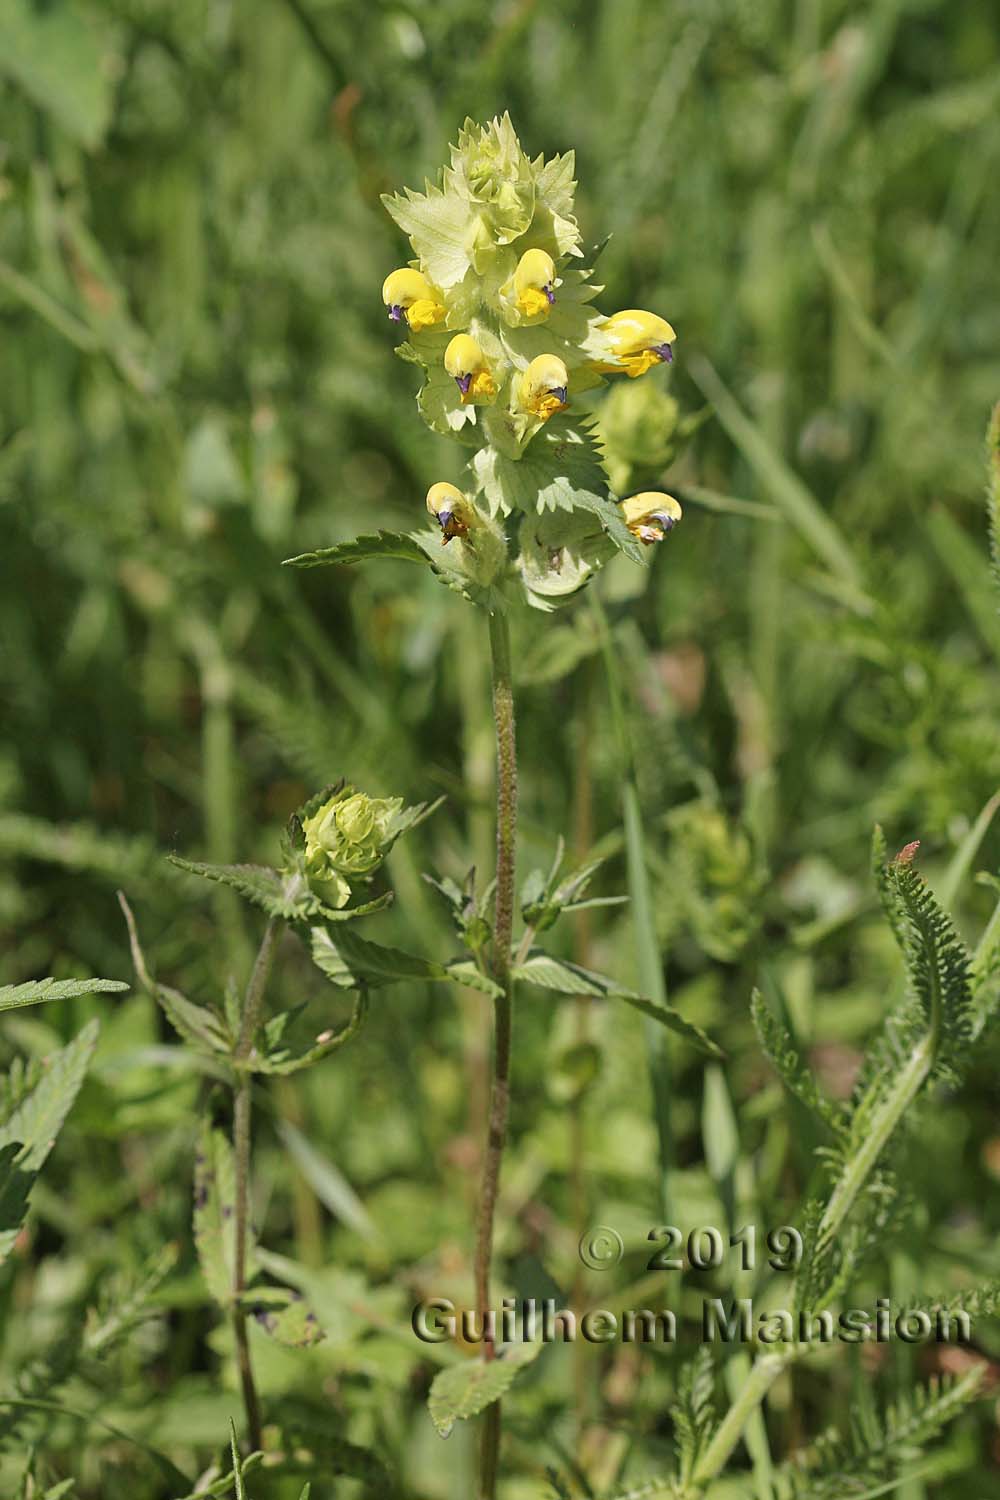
[751,990,848,1137]
[780,1367,984,1498]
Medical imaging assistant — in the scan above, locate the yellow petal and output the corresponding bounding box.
[382,267,435,308]
[514,248,556,294]
[444,333,485,377]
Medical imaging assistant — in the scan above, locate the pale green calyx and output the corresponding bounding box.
[301,788,408,908]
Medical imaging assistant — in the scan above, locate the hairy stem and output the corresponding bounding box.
[475,609,518,1500]
[232,916,283,1452]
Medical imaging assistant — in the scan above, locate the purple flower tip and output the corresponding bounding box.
[388,305,403,322]
[544,285,556,305]
[552,386,567,404]
[456,373,472,395]
[653,342,674,363]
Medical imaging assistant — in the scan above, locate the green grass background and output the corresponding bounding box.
[1,0,1000,1495]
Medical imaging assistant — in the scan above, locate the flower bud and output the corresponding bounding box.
[620,492,682,544]
[519,354,569,421]
[444,334,497,404]
[382,268,446,332]
[301,789,405,908]
[597,309,676,378]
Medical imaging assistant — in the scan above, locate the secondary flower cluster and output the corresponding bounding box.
[301,788,409,909]
[380,115,682,609]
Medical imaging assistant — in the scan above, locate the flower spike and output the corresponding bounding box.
[596,309,677,378]
[519,354,569,421]
[621,492,682,544]
[444,334,497,404]
[382,268,446,332]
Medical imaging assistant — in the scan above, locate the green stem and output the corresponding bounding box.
[592,594,673,1217]
[818,1033,934,1247]
[231,916,283,1452]
[475,609,518,1500]
[691,1352,790,1487]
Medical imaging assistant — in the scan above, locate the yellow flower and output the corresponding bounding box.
[519,354,569,421]
[444,333,497,404]
[512,248,557,318]
[621,492,682,544]
[597,309,676,378]
[382,268,446,332]
[426,481,474,543]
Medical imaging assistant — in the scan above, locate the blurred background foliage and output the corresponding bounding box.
[1,0,1000,1495]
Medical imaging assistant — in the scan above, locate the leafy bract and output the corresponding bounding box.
[165,858,394,925]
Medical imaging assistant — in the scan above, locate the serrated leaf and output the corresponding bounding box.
[445,959,503,998]
[0,1018,100,1172]
[283,531,429,569]
[513,951,721,1056]
[309,926,502,999]
[428,1342,542,1438]
[166,856,393,925]
[0,1141,35,1269]
[243,1285,324,1347]
[248,993,369,1074]
[194,1121,253,1306]
[0,976,127,1013]
[119,892,231,1054]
